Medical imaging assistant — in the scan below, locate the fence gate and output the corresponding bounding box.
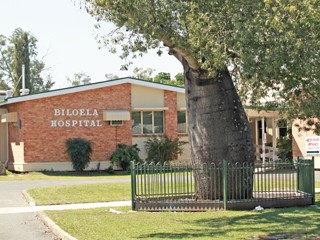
[298,158,315,204]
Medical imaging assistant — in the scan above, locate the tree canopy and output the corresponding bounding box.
[0,28,54,95]
[80,0,320,199]
[84,0,319,124]
[66,72,90,86]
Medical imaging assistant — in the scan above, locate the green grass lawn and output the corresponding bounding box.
[46,203,320,240]
[28,180,320,205]
[27,183,131,205]
[0,170,130,181]
[29,180,320,239]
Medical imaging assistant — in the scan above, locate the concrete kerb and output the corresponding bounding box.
[37,212,77,240]
[21,190,131,240]
[23,190,78,240]
[22,190,36,206]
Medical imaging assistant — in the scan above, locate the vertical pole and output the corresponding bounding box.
[130,161,136,210]
[271,118,277,161]
[255,119,259,160]
[311,157,315,205]
[22,64,25,95]
[262,117,266,165]
[223,160,228,210]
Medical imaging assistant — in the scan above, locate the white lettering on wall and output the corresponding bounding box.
[51,109,103,128]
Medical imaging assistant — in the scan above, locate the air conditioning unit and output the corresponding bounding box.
[109,120,124,126]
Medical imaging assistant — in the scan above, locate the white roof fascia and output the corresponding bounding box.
[0,78,185,106]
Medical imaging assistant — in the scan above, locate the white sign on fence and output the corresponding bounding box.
[305,136,320,155]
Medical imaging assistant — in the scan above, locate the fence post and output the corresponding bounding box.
[311,157,315,205]
[223,160,228,210]
[130,161,136,210]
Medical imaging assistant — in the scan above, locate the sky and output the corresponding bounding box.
[0,0,183,89]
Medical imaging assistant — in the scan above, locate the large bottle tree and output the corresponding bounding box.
[82,0,319,199]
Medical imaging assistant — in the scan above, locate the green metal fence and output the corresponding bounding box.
[131,158,315,211]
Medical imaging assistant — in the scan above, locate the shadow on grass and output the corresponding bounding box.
[41,170,129,177]
[138,206,320,239]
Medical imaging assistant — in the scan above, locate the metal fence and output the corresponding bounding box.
[131,159,315,211]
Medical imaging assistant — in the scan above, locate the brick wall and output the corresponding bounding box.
[292,135,303,157]
[7,83,132,163]
[164,90,178,139]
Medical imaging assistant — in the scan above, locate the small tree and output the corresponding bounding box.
[144,135,185,165]
[277,130,293,161]
[110,144,141,171]
[66,138,93,171]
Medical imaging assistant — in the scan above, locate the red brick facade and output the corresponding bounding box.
[7,84,132,164]
[164,90,178,139]
[292,136,303,157]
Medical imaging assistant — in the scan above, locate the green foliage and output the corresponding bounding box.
[144,135,185,165]
[110,144,141,171]
[277,131,293,161]
[153,72,171,83]
[0,79,10,90]
[104,73,119,80]
[30,59,54,93]
[0,28,54,95]
[66,72,90,86]
[66,138,93,171]
[131,67,154,80]
[174,73,184,83]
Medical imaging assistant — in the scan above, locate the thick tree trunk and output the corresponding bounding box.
[184,66,255,200]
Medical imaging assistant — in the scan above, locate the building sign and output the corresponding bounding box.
[305,136,320,155]
[51,108,103,128]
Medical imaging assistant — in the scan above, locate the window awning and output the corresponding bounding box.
[103,110,130,121]
[1,112,18,123]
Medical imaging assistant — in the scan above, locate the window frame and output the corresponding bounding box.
[177,110,188,134]
[132,111,164,135]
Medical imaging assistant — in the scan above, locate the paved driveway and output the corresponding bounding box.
[0,178,130,240]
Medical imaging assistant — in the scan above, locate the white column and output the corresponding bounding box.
[272,118,277,161]
[262,117,266,165]
[254,118,259,159]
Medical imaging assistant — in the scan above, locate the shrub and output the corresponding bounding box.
[144,135,185,165]
[110,144,141,171]
[66,138,93,171]
[277,130,293,161]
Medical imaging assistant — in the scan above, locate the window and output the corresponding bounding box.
[258,120,267,139]
[132,112,141,134]
[177,111,187,134]
[132,111,164,134]
[277,119,288,138]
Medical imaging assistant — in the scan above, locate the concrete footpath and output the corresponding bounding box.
[0,200,131,214]
[0,178,130,240]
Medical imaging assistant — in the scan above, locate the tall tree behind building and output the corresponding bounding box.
[0,28,54,95]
